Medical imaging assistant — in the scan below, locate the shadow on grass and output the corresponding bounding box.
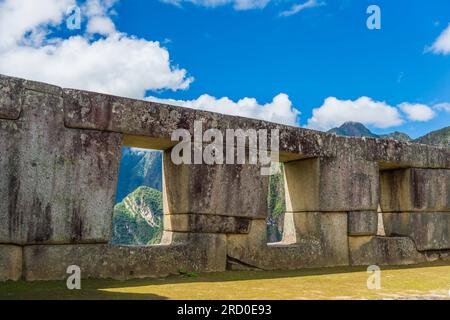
[1,260,449,300]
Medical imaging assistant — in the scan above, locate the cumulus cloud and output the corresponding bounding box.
[398,103,436,122]
[0,0,75,50]
[148,93,300,126]
[433,102,450,113]
[306,97,404,131]
[0,0,192,98]
[83,0,118,35]
[279,0,325,17]
[429,23,450,55]
[160,0,271,10]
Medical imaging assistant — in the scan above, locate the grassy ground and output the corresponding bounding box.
[1,262,450,300]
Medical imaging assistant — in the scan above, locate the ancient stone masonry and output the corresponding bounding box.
[1,73,449,281]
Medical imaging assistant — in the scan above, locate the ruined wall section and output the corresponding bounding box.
[1,74,449,281]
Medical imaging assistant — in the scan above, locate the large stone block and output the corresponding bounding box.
[0,75,22,120]
[164,214,251,234]
[282,212,349,264]
[348,211,378,236]
[227,213,349,270]
[0,88,122,245]
[383,212,450,251]
[349,236,427,266]
[0,245,22,281]
[62,84,450,169]
[380,168,450,212]
[163,149,268,218]
[24,233,227,281]
[284,157,379,212]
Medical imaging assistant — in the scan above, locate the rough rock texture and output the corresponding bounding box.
[0,75,23,120]
[163,149,268,218]
[227,217,349,270]
[0,245,22,282]
[348,211,378,236]
[164,214,251,234]
[24,233,226,281]
[380,168,450,212]
[62,86,450,168]
[383,212,450,251]
[1,74,450,281]
[284,158,379,212]
[0,85,122,245]
[282,212,349,264]
[349,236,428,266]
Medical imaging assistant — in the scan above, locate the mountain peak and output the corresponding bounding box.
[328,122,378,138]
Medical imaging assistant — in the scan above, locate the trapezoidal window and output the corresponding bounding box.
[112,146,164,246]
[267,162,286,243]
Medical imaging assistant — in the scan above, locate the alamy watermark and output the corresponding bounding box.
[66,5,81,30]
[367,5,381,30]
[66,265,81,290]
[367,265,382,290]
[170,121,280,176]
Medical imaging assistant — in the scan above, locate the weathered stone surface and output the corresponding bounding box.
[227,214,349,270]
[348,211,378,236]
[380,168,450,212]
[349,236,427,266]
[24,233,226,281]
[0,88,122,245]
[383,212,450,251]
[282,212,349,263]
[164,214,251,234]
[0,245,22,282]
[62,87,450,168]
[1,74,450,282]
[284,157,379,212]
[0,74,23,120]
[163,149,268,218]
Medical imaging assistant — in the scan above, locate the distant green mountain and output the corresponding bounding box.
[328,122,379,138]
[328,122,449,148]
[112,186,163,245]
[115,148,162,203]
[112,124,448,246]
[414,126,450,148]
[267,164,286,243]
[380,131,412,142]
[328,122,412,141]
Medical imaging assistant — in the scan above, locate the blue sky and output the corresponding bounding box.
[0,0,449,138]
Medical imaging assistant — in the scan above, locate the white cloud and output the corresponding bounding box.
[398,103,436,122]
[306,97,404,131]
[148,93,300,126]
[0,0,75,50]
[86,16,116,35]
[430,23,450,55]
[0,0,193,98]
[83,0,118,35]
[279,0,325,17]
[161,0,271,10]
[433,102,450,113]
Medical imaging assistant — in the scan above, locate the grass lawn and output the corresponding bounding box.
[1,262,450,300]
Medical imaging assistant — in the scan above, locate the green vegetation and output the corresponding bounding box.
[267,164,286,242]
[328,122,450,149]
[113,127,449,245]
[2,262,450,300]
[112,186,163,245]
[415,126,450,148]
[115,148,162,203]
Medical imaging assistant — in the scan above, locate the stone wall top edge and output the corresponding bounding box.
[1,74,449,167]
[60,85,449,151]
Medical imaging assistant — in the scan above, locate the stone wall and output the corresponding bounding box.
[1,74,449,281]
